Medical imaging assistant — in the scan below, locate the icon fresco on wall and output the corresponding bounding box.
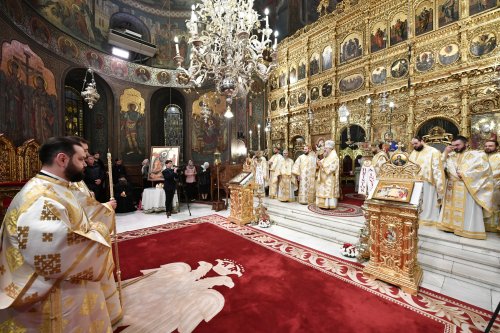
[390,59,409,78]
[111,59,129,78]
[30,17,51,44]
[339,73,364,93]
[390,13,408,46]
[270,75,278,91]
[4,0,24,23]
[310,87,320,101]
[371,66,387,84]
[322,46,333,71]
[438,0,459,28]
[298,92,307,104]
[289,93,297,107]
[309,53,320,76]
[340,33,363,64]
[469,0,497,16]
[0,40,58,146]
[135,67,151,82]
[57,37,78,59]
[279,97,287,108]
[370,22,387,53]
[415,1,434,36]
[156,71,171,84]
[289,65,297,84]
[415,51,435,72]
[279,71,287,87]
[86,51,104,70]
[469,33,497,57]
[192,92,227,154]
[438,44,460,65]
[298,60,307,80]
[120,88,145,156]
[271,100,277,111]
[322,82,333,97]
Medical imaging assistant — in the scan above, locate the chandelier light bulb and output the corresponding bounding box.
[224,105,234,119]
[366,97,372,104]
[389,101,395,108]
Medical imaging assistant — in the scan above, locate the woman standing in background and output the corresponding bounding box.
[198,162,211,200]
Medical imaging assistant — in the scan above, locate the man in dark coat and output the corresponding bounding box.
[162,160,178,217]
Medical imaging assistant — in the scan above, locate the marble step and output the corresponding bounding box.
[260,199,500,290]
[272,214,360,245]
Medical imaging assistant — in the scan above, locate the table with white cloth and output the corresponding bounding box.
[141,188,179,213]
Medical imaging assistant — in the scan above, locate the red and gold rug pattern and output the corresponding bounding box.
[116,214,498,333]
[307,203,364,217]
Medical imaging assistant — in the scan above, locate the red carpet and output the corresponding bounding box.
[115,215,497,333]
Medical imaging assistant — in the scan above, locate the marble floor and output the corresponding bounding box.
[116,202,499,313]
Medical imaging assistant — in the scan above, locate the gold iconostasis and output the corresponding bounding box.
[267,0,500,153]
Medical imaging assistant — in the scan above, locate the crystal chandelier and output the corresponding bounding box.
[81,68,100,109]
[176,1,278,113]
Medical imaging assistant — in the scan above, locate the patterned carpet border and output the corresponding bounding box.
[307,203,363,217]
[116,214,498,333]
[344,193,366,200]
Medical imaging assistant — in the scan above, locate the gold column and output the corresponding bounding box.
[406,96,416,142]
[460,78,470,137]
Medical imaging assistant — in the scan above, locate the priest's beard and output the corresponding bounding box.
[484,148,497,154]
[65,160,85,182]
[454,146,466,153]
[413,145,424,151]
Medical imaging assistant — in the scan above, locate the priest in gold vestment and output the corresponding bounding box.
[315,140,340,209]
[268,147,284,199]
[371,143,390,176]
[69,136,123,325]
[483,140,500,231]
[0,137,116,332]
[292,145,317,204]
[409,136,445,225]
[439,136,494,239]
[277,150,297,202]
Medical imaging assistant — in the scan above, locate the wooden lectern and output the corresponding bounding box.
[227,172,254,226]
[362,150,424,295]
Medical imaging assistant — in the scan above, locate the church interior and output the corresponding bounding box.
[0,0,499,332]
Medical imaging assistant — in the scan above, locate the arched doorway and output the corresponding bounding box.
[416,117,459,152]
[63,68,112,155]
[150,88,186,162]
[340,124,366,149]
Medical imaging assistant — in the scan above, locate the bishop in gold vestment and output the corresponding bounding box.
[439,137,494,239]
[268,147,284,199]
[277,150,297,202]
[409,137,445,225]
[292,145,317,204]
[253,151,268,194]
[371,143,390,177]
[315,140,340,209]
[0,137,115,332]
[483,140,500,231]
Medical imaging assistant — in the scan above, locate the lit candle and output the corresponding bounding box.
[191,5,198,35]
[174,36,180,55]
[273,30,279,49]
[257,124,261,151]
[264,8,269,28]
[249,130,253,150]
